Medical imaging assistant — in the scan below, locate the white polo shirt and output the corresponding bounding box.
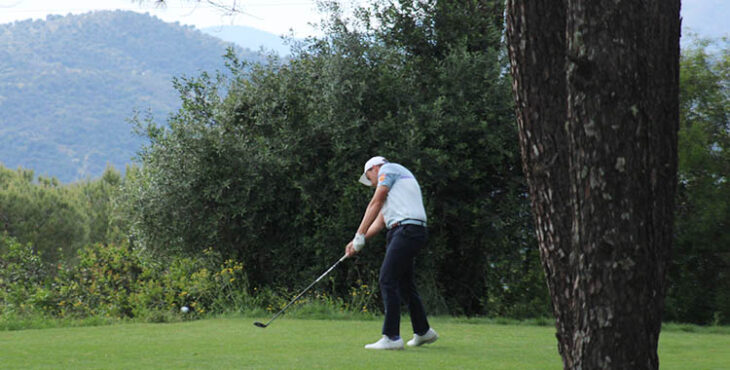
[377,163,427,229]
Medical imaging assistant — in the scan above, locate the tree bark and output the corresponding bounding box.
[504,0,576,366]
[506,1,680,369]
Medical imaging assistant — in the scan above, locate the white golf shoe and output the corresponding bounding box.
[364,335,404,350]
[407,328,438,347]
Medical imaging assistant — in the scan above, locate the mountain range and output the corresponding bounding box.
[201,25,296,56]
[0,11,270,182]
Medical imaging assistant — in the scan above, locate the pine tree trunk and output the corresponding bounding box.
[504,1,576,366]
[506,1,680,368]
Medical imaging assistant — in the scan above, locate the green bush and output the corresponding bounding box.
[0,234,50,316]
[2,240,373,326]
[52,242,143,318]
[128,249,250,319]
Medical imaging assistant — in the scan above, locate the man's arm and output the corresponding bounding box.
[346,186,388,257]
[357,185,389,236]
[366,212,385,239]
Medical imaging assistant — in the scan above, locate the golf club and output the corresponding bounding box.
[254,253,348,328]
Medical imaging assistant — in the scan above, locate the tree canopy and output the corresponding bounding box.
[668,36,730,325]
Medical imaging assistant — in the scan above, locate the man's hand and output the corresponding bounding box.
[345,241,357,257]
[346,233,365,257]
[353,233,366,251]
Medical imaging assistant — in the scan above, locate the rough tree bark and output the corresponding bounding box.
[503,0,576,366]
[506,1,680,369]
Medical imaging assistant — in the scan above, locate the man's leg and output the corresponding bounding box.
[380,225,428,338]
[379,233,405,339]
[400,258,430,335]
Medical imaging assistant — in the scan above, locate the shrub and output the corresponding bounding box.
[0,234,50,316]
[1,241,255,324]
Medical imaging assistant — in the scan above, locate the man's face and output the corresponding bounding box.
[365,165,380,187]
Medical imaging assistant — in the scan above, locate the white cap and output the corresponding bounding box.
[358,156,387,186]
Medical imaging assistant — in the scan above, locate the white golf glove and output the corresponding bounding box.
[353,233,366,251]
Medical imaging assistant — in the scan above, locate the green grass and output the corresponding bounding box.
[0,316,727,369]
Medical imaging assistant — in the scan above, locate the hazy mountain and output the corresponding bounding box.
[0,11,262,182]
[201,25,297,56]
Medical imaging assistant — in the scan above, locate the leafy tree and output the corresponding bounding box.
[666,37,730,325]
[0,164,127,265]
[0,166,89,263]
[70,166,125,245]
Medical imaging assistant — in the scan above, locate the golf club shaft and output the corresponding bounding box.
[262,254,347,326]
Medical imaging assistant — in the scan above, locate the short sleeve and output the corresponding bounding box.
[378,170,397,188]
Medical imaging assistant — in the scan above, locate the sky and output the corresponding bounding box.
[679,0,730,39]
[0,0,728,39]
[0,0,368,37]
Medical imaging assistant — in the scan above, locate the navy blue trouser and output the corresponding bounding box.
[380,224,430,338]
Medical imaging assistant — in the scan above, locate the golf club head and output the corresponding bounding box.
[253,321,268,328]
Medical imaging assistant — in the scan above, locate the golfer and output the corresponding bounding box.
[346,156,438,350]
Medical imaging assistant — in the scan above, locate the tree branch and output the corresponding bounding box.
[132,0,247,16]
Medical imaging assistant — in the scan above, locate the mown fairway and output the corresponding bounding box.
[1,317,727,369]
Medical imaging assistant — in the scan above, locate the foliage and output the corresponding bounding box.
[0,235,50,317]
[128,248,251,320]
[0,164,128,264]
[667,36,730,325]
[127,0,544,317]
[0,166,89,263]
[75,166,126,244]
[0,237,382,327]
[0,238,245,322]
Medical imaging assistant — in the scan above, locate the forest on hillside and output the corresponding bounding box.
[0,10,264,183]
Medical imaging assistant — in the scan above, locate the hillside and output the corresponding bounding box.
[0,11,262,182]
[201,25,296,56]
